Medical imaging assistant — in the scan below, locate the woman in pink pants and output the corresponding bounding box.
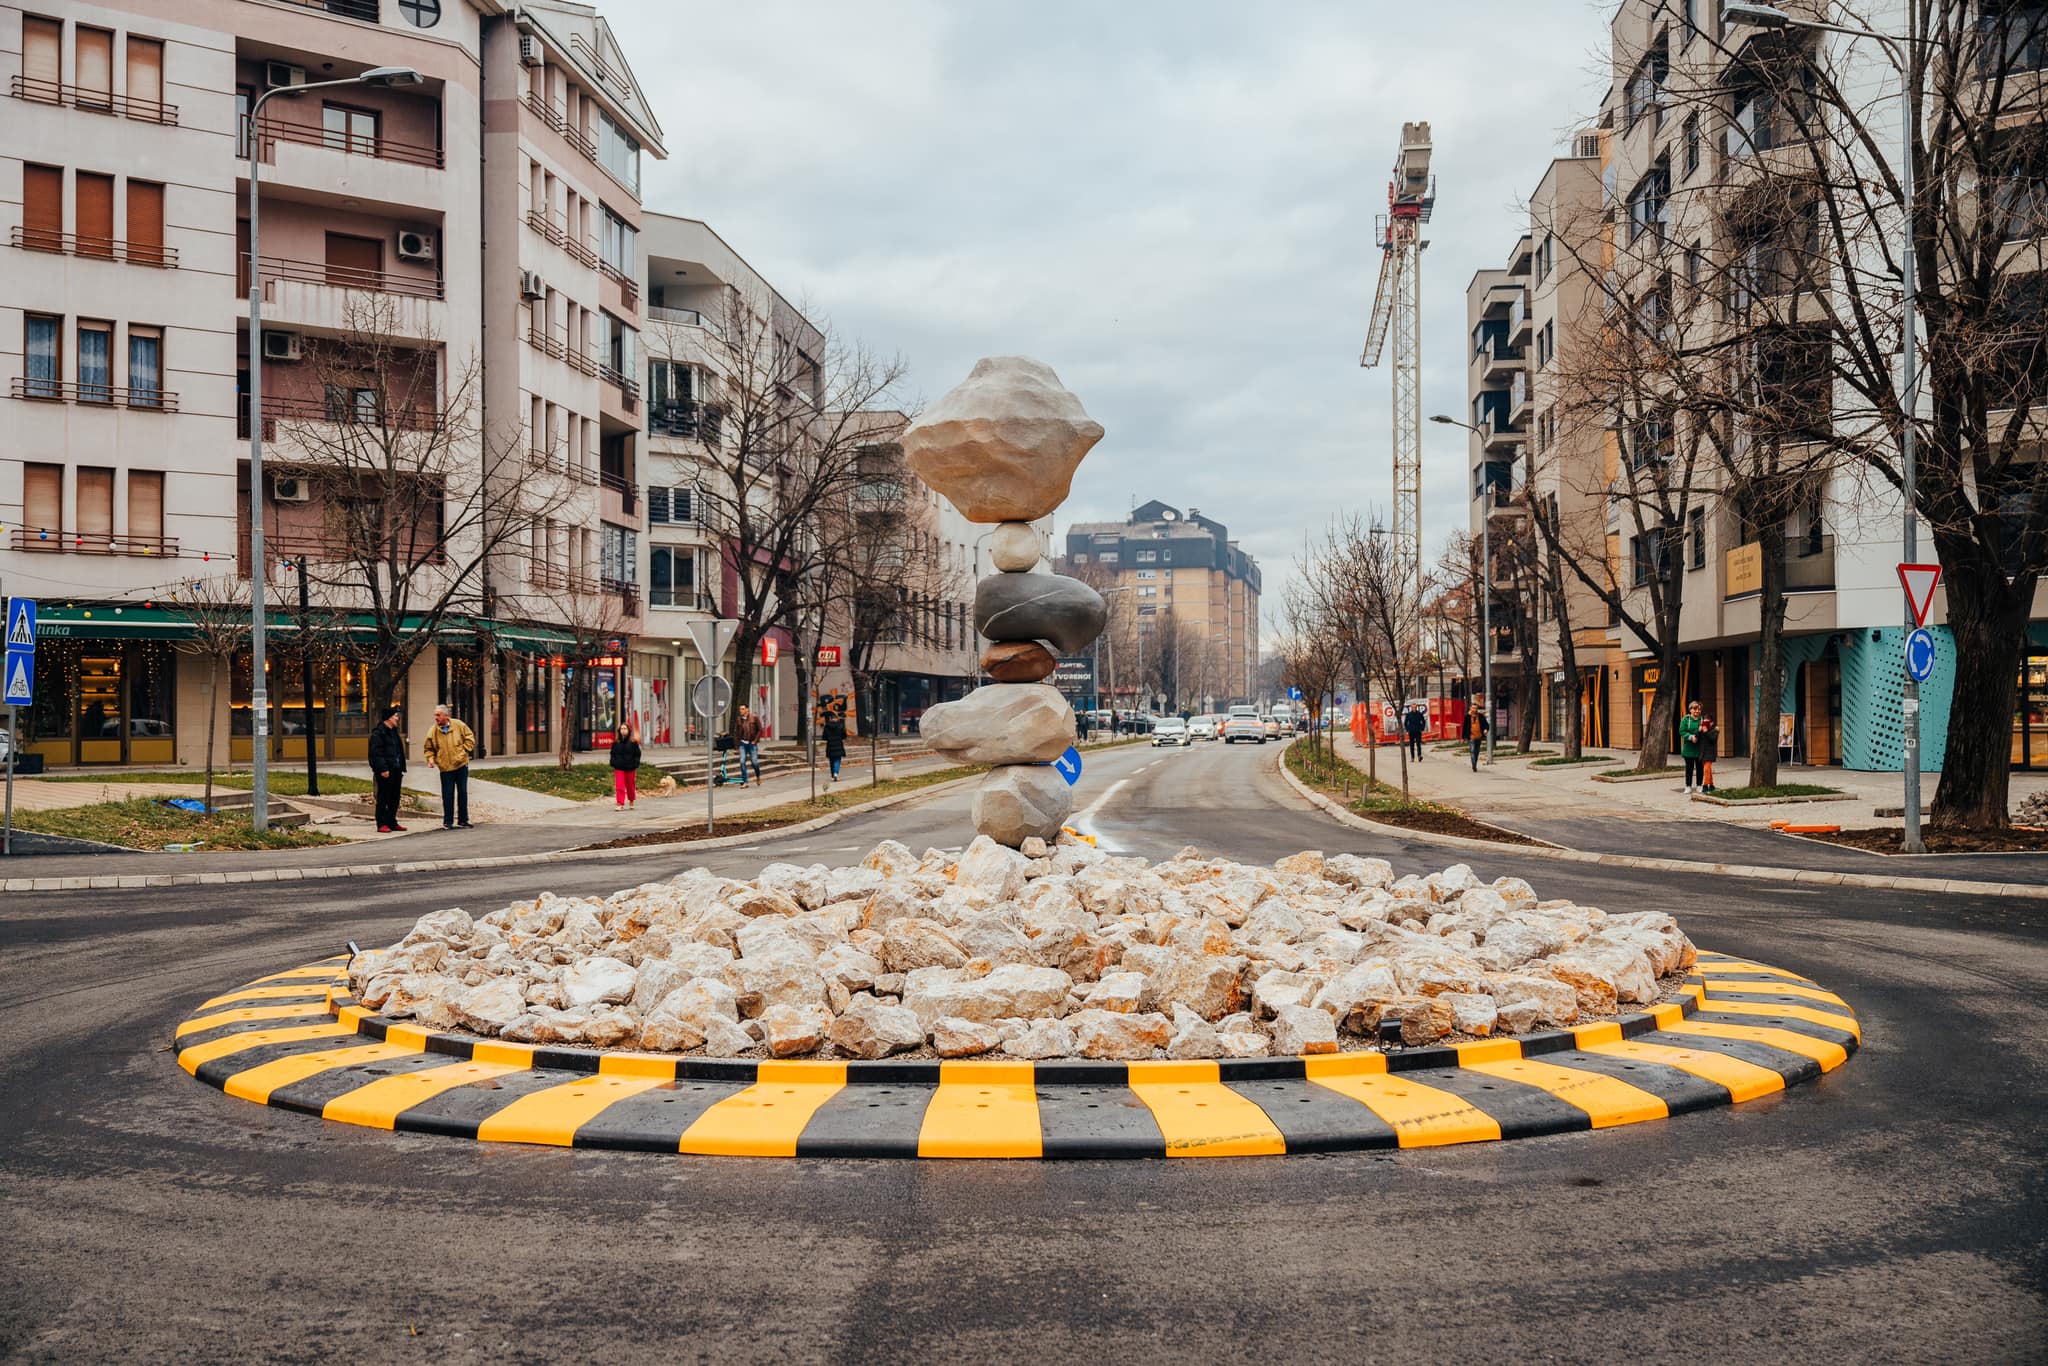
[609,723,643,809]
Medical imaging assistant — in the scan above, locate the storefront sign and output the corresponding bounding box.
[1726,542,1764,596]
[760,638,779,668]
[1051,656,1095,695]
[815,645,842,668]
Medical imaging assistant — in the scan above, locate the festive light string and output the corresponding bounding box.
[0,522,263,565]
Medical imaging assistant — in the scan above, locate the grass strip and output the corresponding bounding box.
[10,796,340,850]
[574,764,989,850]
[1283,742,1548,846]
[471,762,674,801]
[1530,754,1613,767]
[46,769,376,797]
[1703,783,1842,800]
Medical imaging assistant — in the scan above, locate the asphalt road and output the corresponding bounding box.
[3,739,2045,1363]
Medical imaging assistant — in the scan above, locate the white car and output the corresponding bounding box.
[1152,717,1189,747]
[1223,707,1266,743]
[1187,716,1218,741]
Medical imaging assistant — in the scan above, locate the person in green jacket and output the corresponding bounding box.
[1680,700,1704,793]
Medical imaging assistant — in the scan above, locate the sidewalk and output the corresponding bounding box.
[1333,730,2048,881]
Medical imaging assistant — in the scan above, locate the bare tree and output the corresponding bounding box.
[168,574,251,814]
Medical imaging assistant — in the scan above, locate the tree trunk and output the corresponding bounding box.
[1362,675,1377,784]
[730,637,757,743]
[1394,671,1410,801]
[1931,556,2030,829]
[1749,521,1790,789]
[204,655,220,813]
[1638,639,1682,770]
[1516,643,1540,754]
[1556,605,1582,763]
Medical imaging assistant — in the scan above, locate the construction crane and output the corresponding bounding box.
[1360,120,1435,598]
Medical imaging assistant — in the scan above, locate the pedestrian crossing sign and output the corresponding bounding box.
[6,598,33,648]
[4,654,30,705]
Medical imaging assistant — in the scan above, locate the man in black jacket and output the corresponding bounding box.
[369,705,408,833]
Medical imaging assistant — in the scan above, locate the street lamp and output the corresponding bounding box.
[1431,413,1495,763]
[1722,3,1924,849]
[244,64,421,829]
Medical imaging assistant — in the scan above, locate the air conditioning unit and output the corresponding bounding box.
[262,330,302,362]
[517,33,542,66]
[265,61,306,89]
[519,269,546,300]
[273,476,311,503]
[396,230,435,262]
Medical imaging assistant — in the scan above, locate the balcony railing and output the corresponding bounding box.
[524,209,598,268]
[243,252,444,300]
[599,469,639,515]
[10,528,180,556]
[12,377,178,410]
[524,326,599,376]
[277,0,380,20]
[12,225,177,267]
[525,447,599,485]
[602,576,642,615]
[598,258,639,310]
[9,74,178,125]
[600,363,641,409]
[648,400,723,443]
[249,113,444,169]
[524,90,598,161]
[647,304,724,335]
[237,393,440,439]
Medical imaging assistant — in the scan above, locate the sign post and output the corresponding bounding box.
[1896,562,1941,855]
[686,620,740,834]
[4,596,36,857]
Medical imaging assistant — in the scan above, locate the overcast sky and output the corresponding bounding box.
[611,0,1616,624]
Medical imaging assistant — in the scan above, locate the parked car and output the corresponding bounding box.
[1263,716,1281,739]
[1152,716,1189,747]
[1223,706,1266,744]
[1187,715,1218,741]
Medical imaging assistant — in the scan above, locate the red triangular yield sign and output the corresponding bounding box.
[1897,562,1942,627]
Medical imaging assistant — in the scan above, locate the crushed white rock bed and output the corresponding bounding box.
[346,835,1697,1061]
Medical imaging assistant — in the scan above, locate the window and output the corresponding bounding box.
[1135,549,1158,563]
[1624,43,1668,131]
[597,109,640,193]
[76,172,114,257]
[1631,528,1677,585]
[325,232,383,287]
[646,485,695,524]
[1682,114,1700,178]
[23,164,61,251]
[127,180,164,265]
[236,86,253,159]
[23,463,61,534]
[1629,410,1675,469]
[1072,552,1089,566]
[126,37,164,116]
[22,17,60,102]
[1685,241,1703,299]
[600,311,635,379]
[77,467,113,548]
[1627,161,1670,242]
[325,385,377,423]
[25,315,61,397]
[128,325,162,407]
[1689,508,1706,570]
[1979,1,2048,77]
[399,0,441,27]
[75,26,113,110]
[600,522,636,586]
[78,321,113,402]
[601,206,636,274]
[322,103,379,156]
[1098,551,1118,564]
[129,469,164,546]
[649,546,693,607]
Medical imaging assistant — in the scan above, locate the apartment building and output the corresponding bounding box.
[0,0,660,768]
[1063,501,1261,710]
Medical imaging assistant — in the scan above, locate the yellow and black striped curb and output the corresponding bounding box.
[173,952,1858,1159]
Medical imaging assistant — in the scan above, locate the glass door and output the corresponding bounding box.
[2017,654,2048,769]
[76,654,124,763]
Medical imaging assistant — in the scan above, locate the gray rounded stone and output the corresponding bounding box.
[974,572,1107,655]
[972,764,1075,848]
[989,521,1042,573]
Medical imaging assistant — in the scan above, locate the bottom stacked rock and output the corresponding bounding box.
[349,836,1697,1061]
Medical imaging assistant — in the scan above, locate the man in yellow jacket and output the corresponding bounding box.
[423,702,476,829]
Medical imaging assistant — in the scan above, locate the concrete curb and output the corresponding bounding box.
[2,773,984,894]
[172,952,1858,1159]
[1275,742,2048,901]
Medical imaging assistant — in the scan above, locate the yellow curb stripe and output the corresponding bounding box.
[1699,978,1851,1008]
[1128,1061,1286,1157]
[474,1074,671,1146]
[1697,996,1862,1040]
[1579,1037,1787,1103]
[177,1022,358,1072]
[1453,1038,1524,1064]
[679,1062,847,1157]
[1304,1069,1502,1147]
[918,1061,1043,1159]
[1462,1057,1670,1128]
[1300,1053,1390,1078]
[175,1002,332,1037]
[221,1041,422,1104]
[251,966,350,984]
[199,985,334,1010]
[1663,1018,1850,1070]
[1690,961,1815,984]
[321,1060,529,1129]
[598,1054,680,1079]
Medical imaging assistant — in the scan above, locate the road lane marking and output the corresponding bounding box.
[1069,777,1131,851]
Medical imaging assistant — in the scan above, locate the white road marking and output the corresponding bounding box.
[1071,777,1131,851]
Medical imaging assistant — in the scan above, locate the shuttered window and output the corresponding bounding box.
[24,464,62,533]
[127,180,164,265]
[23,164,62,251]
[75,26,112,108]
[75,172,114,257]
[78,467,114,549]
[128,470,164,544]
[22,16,60,100]
[125,36,162,114]
[324,232,382,287]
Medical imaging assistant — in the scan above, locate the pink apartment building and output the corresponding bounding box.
[1,0,661,768]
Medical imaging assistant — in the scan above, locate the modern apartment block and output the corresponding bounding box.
[0,0,660,768]
[1062,501,1261,710]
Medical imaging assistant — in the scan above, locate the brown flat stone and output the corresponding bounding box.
[982,641,1058,683]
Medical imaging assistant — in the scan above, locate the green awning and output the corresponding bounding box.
[32,605,583,653]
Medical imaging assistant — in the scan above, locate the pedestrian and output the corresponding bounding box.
[609,722,642,809]
[1698,713,1719,794]
[823,703,847,783]
[423,702,476,829]
[1403,703,1426,762]
[1680,700,1704,793]
[368,704,407,833]
[734,704,764,787]
[1462,703,1489,772]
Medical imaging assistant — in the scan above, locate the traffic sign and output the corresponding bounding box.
[1051,746,1083,786]
[685,619,738,669]
[1897,563,1942,627]
[1906,628,1937,683]
[4,597,35,707]
[3,655,30,705]
[1287,686,1302,700]
[692,674,733,719]
[5,598,33,648]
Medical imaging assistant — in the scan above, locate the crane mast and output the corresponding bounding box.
[1360,120,1434,598]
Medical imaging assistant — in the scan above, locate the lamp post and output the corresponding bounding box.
[1723,1,1924,850]
[1431,413,1494,762]
[243,64,422,830]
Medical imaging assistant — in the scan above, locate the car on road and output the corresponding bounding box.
[1263,716,1281,740]
[1223,706,1266,744]
[1187,716,1218,741]
[1152,716,1189,747]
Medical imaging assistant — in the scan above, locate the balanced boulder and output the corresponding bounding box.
[899,357,1104,523]
[974,572,1108,655]
[920,684,1075,765]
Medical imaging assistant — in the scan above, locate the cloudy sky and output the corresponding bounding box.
[609,0,1617,622]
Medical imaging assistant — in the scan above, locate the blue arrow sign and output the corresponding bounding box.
[1905,627,1936,683]
[1287,687,1302,700]
[1051,746,1083,786]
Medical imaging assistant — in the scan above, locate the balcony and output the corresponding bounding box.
[647,304,722,334]
[1508,293,1532,346]
[245,113,447,211]
[600,363,641,412]
[250,113,442,169]
[11,225,177,268]
[602,577,642,617]
[525,446,599,486]
[1480,332,1523,382]
[525,326,599,378]
[11,377,179,411]
[1479,411,1525,453]
[599,469,640,517]
[244,254,445,338]
[1508,370,1531,421]
[10,528,179,556]
[524,90,599,162]
[599,258,639,312]
[276,0,380,19]
[9,74,177,125]
[648,400,724,445]
[237,392,441,440]
[524,210,598,270]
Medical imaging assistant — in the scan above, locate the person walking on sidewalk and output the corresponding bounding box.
[1680,700,1704,793]
[609,723,643,809]
[734,705,765,787]
[823,704,847,783]
[423,703,476,829]
[1403,704,1426,762]
[1461,704,1489,771]
[1697,712,1719,794]
[368,704,408,833]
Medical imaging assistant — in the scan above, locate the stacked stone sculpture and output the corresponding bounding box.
[901,357,1108,848]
